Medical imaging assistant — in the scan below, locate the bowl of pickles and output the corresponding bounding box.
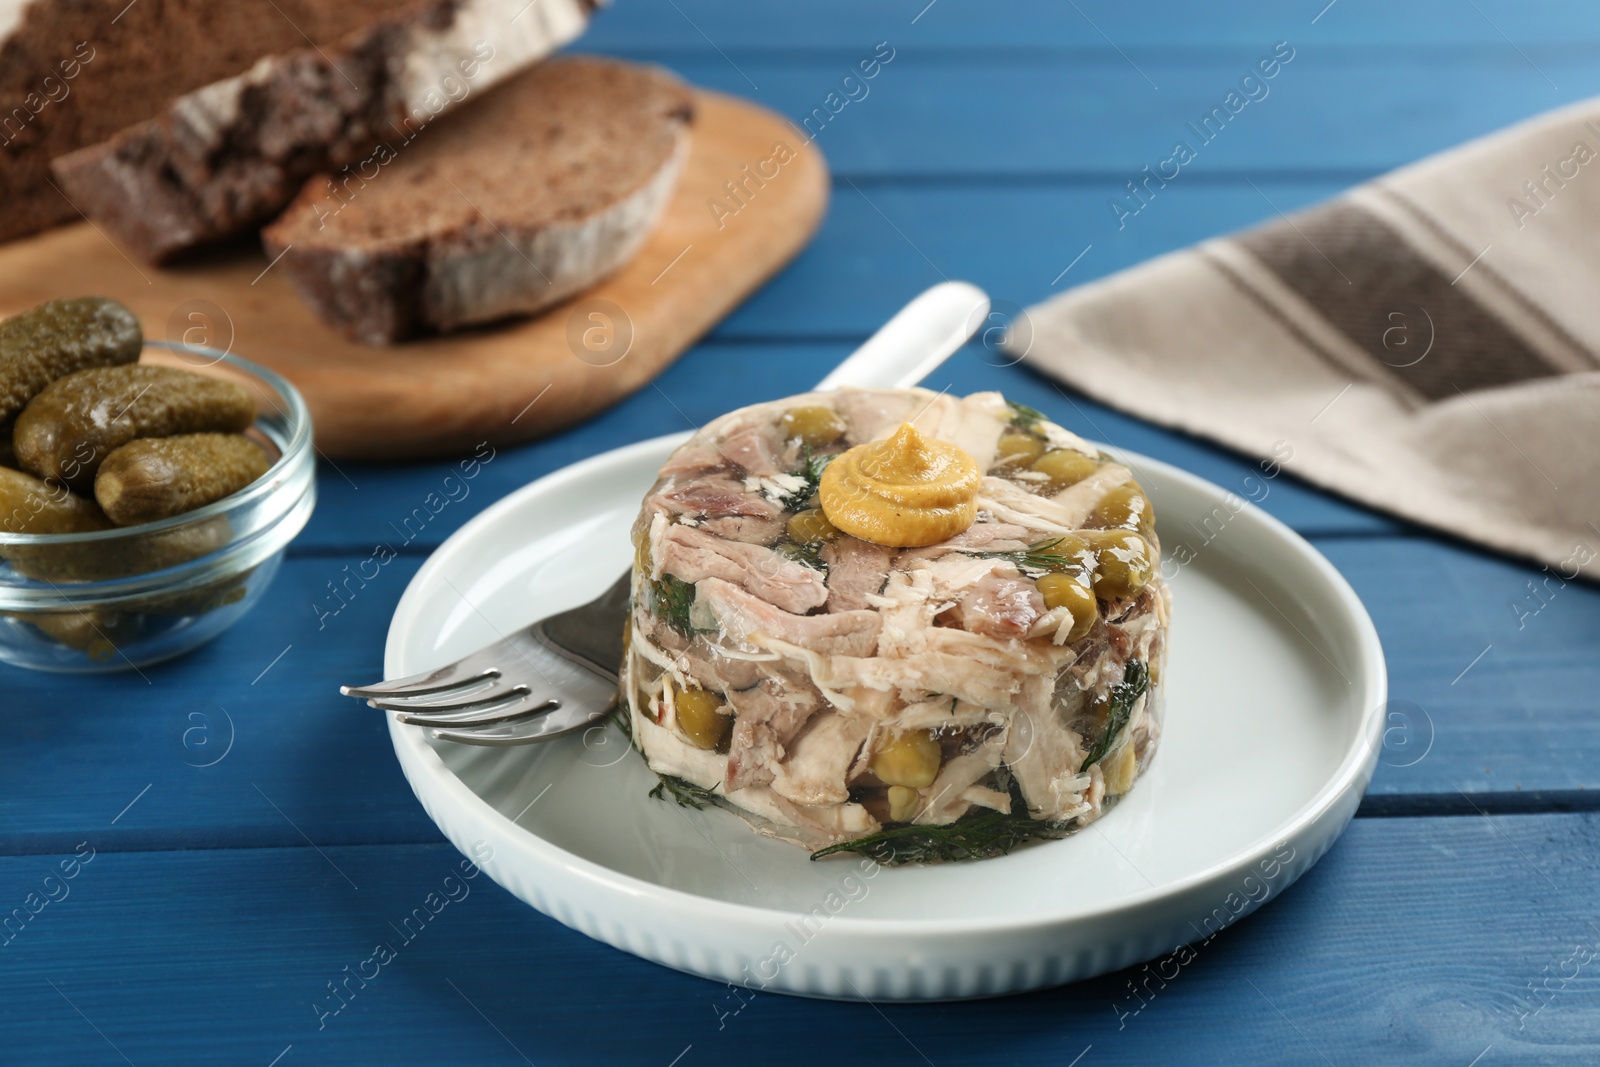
[0,297,315,672]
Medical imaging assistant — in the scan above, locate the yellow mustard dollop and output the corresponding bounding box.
[818,422,980,547]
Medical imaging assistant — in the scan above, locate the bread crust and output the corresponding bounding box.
[262,57,694,346]
[0,0,407,244]
[49,0,596,264]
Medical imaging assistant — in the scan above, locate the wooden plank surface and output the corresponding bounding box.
[0,90,827,459]
[291,343,1403,557]
[3,526,1597,854]
[586,0,1600,48]
[716,183,1360,340]
[625,53,1599,177]
[2,816,1596,1065]
[3,0,1597,1062]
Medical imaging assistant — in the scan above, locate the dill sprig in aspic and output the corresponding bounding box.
[649,773,720,810]
[1006,400,1047,431]
[973,536,1083,577]
[646,573,700,638]
[778,445,834,512]
[811,774,1069,865]
[1079,658,1150,772]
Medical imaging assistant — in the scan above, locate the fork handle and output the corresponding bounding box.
[815,281,990,392]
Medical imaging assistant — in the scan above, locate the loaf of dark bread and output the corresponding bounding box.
[0,0,411,245]
[261,56,694,346]
[49,0,598,264]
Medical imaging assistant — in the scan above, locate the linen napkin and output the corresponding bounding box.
[1013,98,1600,581]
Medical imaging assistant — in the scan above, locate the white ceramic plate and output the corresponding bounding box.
[384,433,1386,1000]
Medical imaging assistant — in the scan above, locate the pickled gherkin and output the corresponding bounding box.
[2,514,232,583]
[13,574,251,658]
[0,466,111,535]
[0,297,142,423]
[0,296,288,668]
[96,434,271,526]
[14,365,255,491]
[20,610,144,660]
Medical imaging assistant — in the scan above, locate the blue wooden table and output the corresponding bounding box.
[6,2,1599,1063]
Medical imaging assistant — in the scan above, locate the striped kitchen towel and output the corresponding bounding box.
[1013,97,1600,580]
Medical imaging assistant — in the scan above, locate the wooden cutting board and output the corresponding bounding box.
[0,89,827,459]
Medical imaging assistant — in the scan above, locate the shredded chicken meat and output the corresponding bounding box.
[625,387,1170,859]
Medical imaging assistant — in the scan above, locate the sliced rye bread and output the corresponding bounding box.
[50,0,598,264]
[261,56,694,346]
[0,0,408,245]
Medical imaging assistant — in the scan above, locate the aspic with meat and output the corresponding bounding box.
[623,387,1169,862]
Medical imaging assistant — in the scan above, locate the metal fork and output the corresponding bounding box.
[341,281,992,745]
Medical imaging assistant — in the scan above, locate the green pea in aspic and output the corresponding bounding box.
[14,365,255,491]
[0,465,111,535]
[0,297,142,424]
[96,433,271,526]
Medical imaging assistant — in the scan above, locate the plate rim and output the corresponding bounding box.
[385,431,1387,937]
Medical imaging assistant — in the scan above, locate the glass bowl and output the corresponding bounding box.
[0,342,315,672]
